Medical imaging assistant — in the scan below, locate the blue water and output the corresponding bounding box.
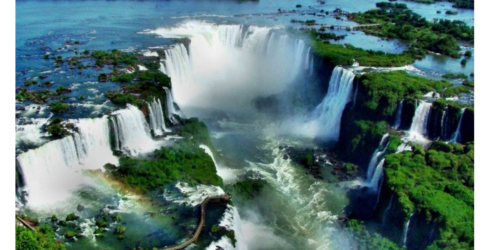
[16,1,474,249]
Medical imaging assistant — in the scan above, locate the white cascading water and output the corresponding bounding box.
[366,133,389,181]
[402,211,415,247]
[163,87,179,125]
[408,101,432,143]
[409,101,432,135]
[112,104,158,156]
[110,116,120,151]
[369,159,385,190]
[301,67,355,140]
[199,144,239,184]
[393,100,403,129]
[147,98,170,136]
[16,116,118,208]
[149,21,309,111]
[440,107,447,139]
[450,108,465,143]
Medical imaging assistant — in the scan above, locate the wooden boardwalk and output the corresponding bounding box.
[164,194,231,250]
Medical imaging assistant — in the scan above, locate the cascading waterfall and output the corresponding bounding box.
[110,117,120,151]
[393,100,403,129]
[112,104,158,156]
[366,133,390,181]
[147,98,170,136]
[351,82,359,109]
[440,107,447,139]
[402,211,415,247]
[16,116,118,208]
[300,67,355,140]
[450,108,465,143]
[304,47,311,71]
[369,159,385,190]
[150,21,310,111]
[382,195,394,227]
[163,87,179,125]
[408,101,432,141]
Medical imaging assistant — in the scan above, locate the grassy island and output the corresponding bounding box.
[349,2,474,58]
[311,40,414,67]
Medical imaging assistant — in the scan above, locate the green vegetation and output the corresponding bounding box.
[91,50,138,68]
[111,73,134,83]
[114,226,126,235]
[65,213,78,222]
[384,142,474,249]
[442,73,467,79]
[46,118,73,137]
[16,225,65,250]
[105,70,171,108]
[346,219,401,250]
[48,101,70,113]
[357,71,451,116]
[228,179,266,200]
[211,225,221,233]
[406,0,473,9]
[312,41,414,67]
[345,120,388,158]
[178,118,212,146]
[350,3,474,58]
[110,140,222,193]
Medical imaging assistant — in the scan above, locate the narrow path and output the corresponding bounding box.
[164,194,231,250]
[16,216,36,231]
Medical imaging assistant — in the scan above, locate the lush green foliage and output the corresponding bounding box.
[442,73,468,79]
[347,120,389,156]
[16,225,65,250]
[111,73,134,83]
[48,101,70,113]
[105,69,171,107]
[46,118,73,137]
[111,140,222,193]
[312,40,414,67]
[384,142,474,249]
[346,219,401,250]
[358,71,450,116]
[350,3,474,58]
[406,0,473,9]
[91,50,138,68]
[228,179,266,200]
[178,118,213,146]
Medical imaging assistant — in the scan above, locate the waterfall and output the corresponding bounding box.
[409,101,432,137]
[304,47,311,71]
[374,173,384,208]
[440,107,447,139]
[306,67,355,140]
[309,55,314,76]
[369,159,385,190]
[16,116,118,208]
[402,211,415,247]
[382,195,394,227]
[110,117,120,151]
[367,133,390,180]
[112,104,157,156]
[393,100,403,129]
[147,98,170,136]
[151,21,309,111]
[163,87,179,125]
[161,43,194,93]
[351,82,359,109]
[450,108,465,143]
